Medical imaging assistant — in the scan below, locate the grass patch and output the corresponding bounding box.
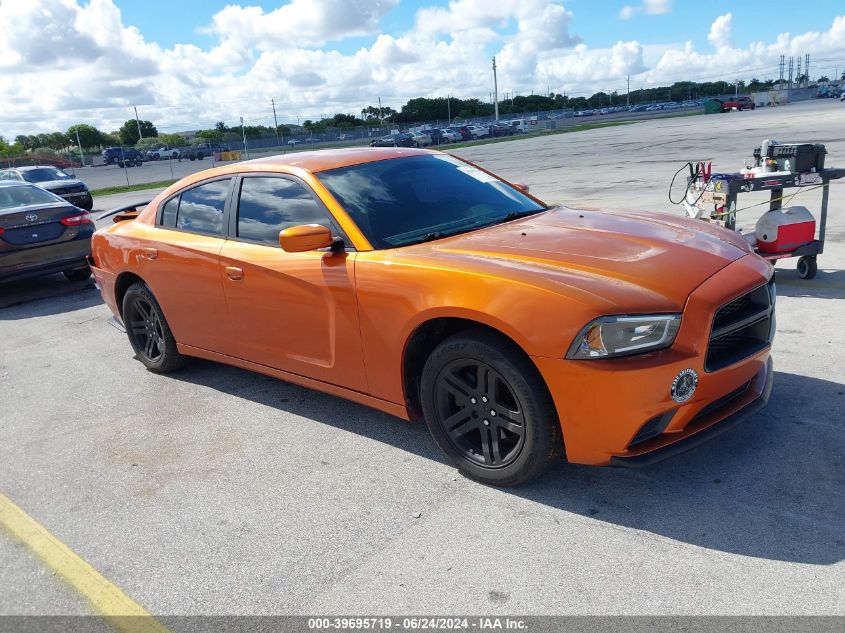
[90,179,178,197]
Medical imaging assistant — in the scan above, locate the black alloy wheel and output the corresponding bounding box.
[126,295,165,363]
[420,330,563,486]
[122,282,188,372]
[434,358,526,468]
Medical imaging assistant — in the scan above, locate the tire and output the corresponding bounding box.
[134,159,142,167]
[797,256,817,280]
[63,267,92,281]
[420,329,563,486]
[197,152,204,160]
[79,196,93,211]
[122,282,188,373]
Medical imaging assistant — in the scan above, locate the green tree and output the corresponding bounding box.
[159,133,187,147]
[118,119,158,145]
[66,124,104,150]
[197,129,224,142]
[135,137,162,151]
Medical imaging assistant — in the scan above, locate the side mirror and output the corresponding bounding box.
[513,182,530,193]
[279,224,334,252]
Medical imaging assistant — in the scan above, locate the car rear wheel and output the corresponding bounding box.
[63,267,92,281]
[420,330,563,486]
[122,282,188,373]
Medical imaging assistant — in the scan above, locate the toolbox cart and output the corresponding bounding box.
[682,146,843,279]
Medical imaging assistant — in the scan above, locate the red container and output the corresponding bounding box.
[755,206,815,254]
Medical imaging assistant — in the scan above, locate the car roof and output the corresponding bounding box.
[15,165,63,172]
[234,147,436,174]
[0,180,40,188]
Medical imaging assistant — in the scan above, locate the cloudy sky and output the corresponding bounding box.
[1,0,844,137]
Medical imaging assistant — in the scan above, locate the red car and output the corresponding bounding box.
[721,96,755,111]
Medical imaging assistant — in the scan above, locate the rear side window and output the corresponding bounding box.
[174,178,231,235]
[160,196,179,227]
[236,177,336,246]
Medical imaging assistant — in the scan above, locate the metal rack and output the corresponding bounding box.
[688,167,844,279]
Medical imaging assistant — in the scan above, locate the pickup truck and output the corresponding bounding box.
[721,96,755,111]
[181,144,230,161]
[102,147,143,166]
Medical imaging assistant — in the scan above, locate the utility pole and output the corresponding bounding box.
[75,128,85,168]
[240,116,249,159]
[447,94,451,124]
[626,74,630,106]
[133,105,143,140]
[492,56,500,122]
[788,56,794,91]
[779,55,785,90]
[805,53,810,85]
[797,56,802,86]
[378,97,383,127]
[271,98,279,144]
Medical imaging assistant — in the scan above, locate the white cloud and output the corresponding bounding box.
[1,2,844,138]
[643,0,673,15]
[708,13,733,50]
[619,6,636,20]
[619,0,673,19]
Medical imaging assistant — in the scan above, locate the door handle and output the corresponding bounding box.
[141,247,158,260]
[225,266,243,281]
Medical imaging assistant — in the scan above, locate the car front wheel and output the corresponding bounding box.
[420,330,563,486]
[122,282,188,373]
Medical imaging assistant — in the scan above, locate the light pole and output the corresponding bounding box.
[492,56,500,122]
[133,105,143,140]
[240,116,249,159]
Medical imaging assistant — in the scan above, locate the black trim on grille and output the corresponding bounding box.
[705,279,775,372]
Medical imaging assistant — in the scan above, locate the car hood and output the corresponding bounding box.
[401,206,754,313]
[34,179,85,190]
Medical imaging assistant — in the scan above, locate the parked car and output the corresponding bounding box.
[90,147,774,486]
[102,147,143,166]
[721,96,755,111]
[370,133,414,147]
[0,165,93,210]
[468,125,490,140]
[488,123,512,137]
[410,131,433,147]
[148,147,182,160]
[287,139,305,146]
[339,133,355,141]
[0,182,94,282]
[420,128,446,145]
[438,129,461,143]
[181,143,230,160]
[448,126,473,141]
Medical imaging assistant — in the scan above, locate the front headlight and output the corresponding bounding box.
[566,314,681,359]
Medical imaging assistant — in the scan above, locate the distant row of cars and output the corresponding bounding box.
[574,99,705,117]
[369,121,526,148]
[101,144,231,166]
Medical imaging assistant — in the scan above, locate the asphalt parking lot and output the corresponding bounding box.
[1,100,843,618]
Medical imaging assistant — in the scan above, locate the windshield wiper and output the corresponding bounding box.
[420,231,447,242]
[500,209,543,223]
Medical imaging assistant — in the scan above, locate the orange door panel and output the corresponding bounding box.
[133,227,235,354]
[218,240,368,392]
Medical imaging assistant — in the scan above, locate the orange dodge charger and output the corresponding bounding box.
[90,148,774,486]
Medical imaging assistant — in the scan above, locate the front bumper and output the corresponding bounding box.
[532,254,775,466]
[610,356,772,467]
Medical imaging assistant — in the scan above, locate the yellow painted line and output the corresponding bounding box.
[0,492,171,633]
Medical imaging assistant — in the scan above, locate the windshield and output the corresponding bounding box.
[317,154,545,249]
[22,167,71,183]
[0,185,64,209]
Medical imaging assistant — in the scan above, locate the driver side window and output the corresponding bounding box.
[236,176,339,247]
